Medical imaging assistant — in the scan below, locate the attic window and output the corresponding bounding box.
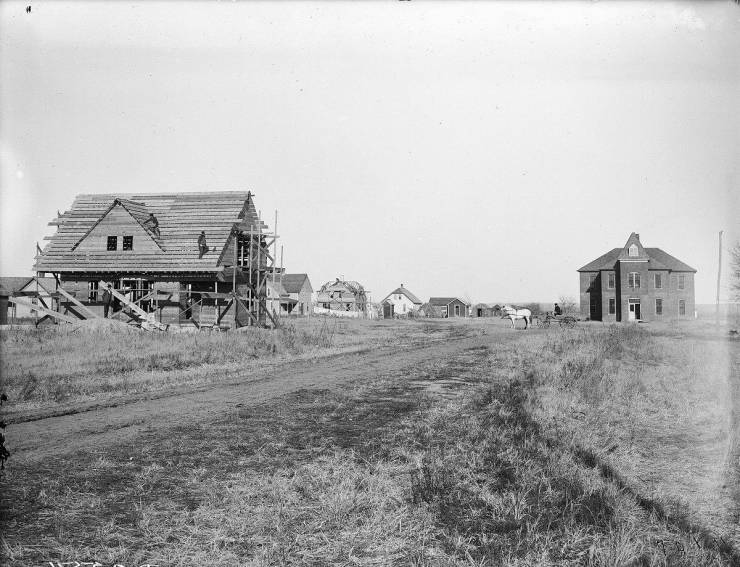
[123,236,133,251]
[628,244,639,257]
[107,236,118,251]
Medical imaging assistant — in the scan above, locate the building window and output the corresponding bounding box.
[607,272,615,289]
[628,272,640,288]
[654,274,662,289]
[122,236,133,250]
[88,281,99,302]
[629,244,638,257]
[608,298,616,314]
[403,304,406,312]
[679,300,686,316]
[588,274,597,291]
[655,298,663,315]
[107,236,118,251]
[678,274,685,290]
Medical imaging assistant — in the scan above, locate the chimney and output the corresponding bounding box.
[401,283,404,288]
[635,233,640,241]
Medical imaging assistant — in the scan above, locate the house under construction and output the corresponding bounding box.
[25,191,283,329]
[315,278,368,315]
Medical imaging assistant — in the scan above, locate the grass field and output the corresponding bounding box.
[0,317,479,419]
[1,318,738,566]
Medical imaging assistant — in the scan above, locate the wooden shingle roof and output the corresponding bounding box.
[383,286,422,304]
[281,274,312,294]
[35,191,268,274]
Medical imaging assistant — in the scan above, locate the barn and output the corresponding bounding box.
[31,191,282,329]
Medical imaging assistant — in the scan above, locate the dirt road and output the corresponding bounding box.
[10,331,501,465]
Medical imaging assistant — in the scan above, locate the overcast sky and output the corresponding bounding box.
[1,1,738,304]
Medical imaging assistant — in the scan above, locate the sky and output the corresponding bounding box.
[1,1,738,304]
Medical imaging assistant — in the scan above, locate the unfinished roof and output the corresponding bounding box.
[383,285,422,305]
[35,191,268,274]
[281,274,312,294]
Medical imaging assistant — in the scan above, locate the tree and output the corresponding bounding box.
[731,242,740,301]
[558,295,576,314]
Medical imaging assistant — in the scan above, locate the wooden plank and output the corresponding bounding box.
[50,282,100,319]
[9,297,80,324]
[99,280,167,330]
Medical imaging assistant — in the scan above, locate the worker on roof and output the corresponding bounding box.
[143,213,160,238]
[198,231,209,258]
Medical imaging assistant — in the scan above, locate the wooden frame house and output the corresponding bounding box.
[32,191,282,329]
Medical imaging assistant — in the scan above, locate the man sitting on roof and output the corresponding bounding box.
[553,303,562,316]
[143,213,160,238]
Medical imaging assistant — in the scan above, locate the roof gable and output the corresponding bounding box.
[383,286,422,304]
[281,274,312,294]
[72,199,164,252]
[35,191,264,273]
[429,297,469,306]
[617,232,649,261]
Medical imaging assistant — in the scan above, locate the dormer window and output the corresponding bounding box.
[107,236,118,251]
[628,244,639,257]
[123,236,133,251]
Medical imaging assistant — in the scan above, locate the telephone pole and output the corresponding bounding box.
[717,230,723,325]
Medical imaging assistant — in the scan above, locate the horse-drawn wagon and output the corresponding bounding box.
[535,312,577,329]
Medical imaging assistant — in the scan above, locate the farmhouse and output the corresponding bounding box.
[578,232,696,322]
[32,191,282,328]
[315,278,368,316]
[422,297,470,318]
[280,274,313,316]
[381,284,422,318]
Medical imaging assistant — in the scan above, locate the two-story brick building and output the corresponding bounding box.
[577,233,696,322]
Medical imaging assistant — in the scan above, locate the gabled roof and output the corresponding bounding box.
[0,277,33,294]
[578,235,696,273]
[281,274,312,294]
[383,286,422,305]
[71,198,164,251]
[429,297,470,306]
[35,191,267,274]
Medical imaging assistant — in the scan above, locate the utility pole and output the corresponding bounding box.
[717,230,723,325]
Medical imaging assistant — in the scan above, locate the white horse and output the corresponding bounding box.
[501,305,532,329]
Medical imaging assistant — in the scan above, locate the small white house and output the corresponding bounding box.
[381,284,423,318]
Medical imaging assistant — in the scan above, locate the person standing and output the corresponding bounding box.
[102,284,113,318]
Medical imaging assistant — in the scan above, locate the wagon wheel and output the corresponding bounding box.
[561,316,576,328]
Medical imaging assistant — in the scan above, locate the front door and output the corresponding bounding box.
[628,299,640,321]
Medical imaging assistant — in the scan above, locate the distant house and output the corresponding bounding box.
[578,232,696,322]
[281,274,313,316]
[472,303,501,318]
[315,278,368,316]
[381,284,423,318]
[423,297,470,318]
[0,276,56,322]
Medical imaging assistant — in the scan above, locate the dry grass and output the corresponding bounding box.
[0,317,481,416]
[1,321,737,565]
